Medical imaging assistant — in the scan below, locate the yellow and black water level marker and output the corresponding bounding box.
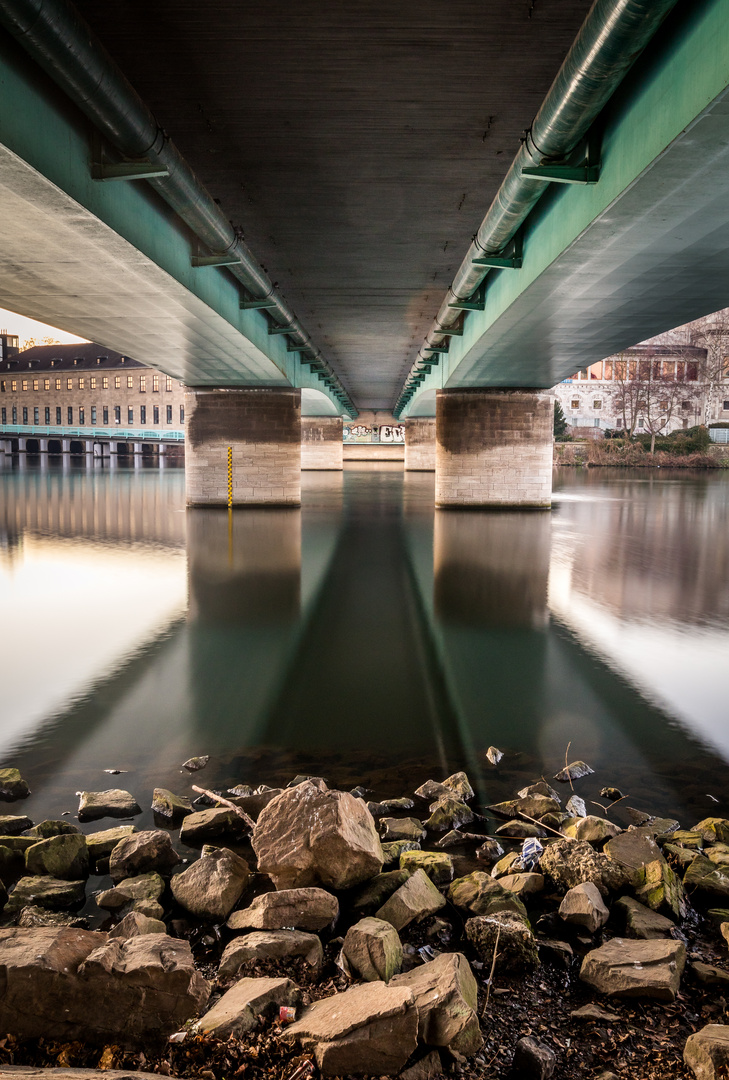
[227,446,233,508]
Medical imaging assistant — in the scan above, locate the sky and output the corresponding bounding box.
[0,306,88,348]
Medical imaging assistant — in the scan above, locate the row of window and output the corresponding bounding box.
[0,374,174,393]
[569,397,699,411]
[1,405,185,426]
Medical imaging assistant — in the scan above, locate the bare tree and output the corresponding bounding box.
[613,353,702,451]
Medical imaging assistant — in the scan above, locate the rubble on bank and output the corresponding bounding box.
[0,762,726,1078]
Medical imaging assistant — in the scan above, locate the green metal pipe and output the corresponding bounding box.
[417,0,681,373]
[0,0,355,412]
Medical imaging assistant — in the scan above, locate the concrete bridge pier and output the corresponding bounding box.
[185,387,302,507]
[435,388,553,509]
[301,417,343,470]
[38,438,49,454]
[404,417,436,471]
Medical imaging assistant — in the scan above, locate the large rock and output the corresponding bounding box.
[0,927,209,1042]
[77,790,141,821]
[604,829,662,875]
[613,896,675,939]
[539,839,627,897]
[227,887,338,932]
[252,781,383,890]
[108,911,167,938]
[693,819,729,845]
[390,951,482,1057]
[511,1036,556,1080]
[563,816,621,846]
[285,980,418,1076]
[684,1024,729,1079]
[151,788,192,821]
[109,830,180,882]
[96,872,165,913]
[352,869,412,911]
[220,930,323,974]
[448,871,527,920]
[580,938,686,1001]
[633,858,685,919]
[6,876,86,915]
[559,882,609,933]
[380,817,427,842]
[0,815,32,835]
[196,976,298,1038]
[25,834,89,881]
[375,868,446,930]
[170,847,249,921]
[25,820,80,839]
[400,849,453,885]
[0,769,30,801]
[684,855,729,899]
[343,917,403,982]
[465,912,539,972]
[424,797,474,833]
[86,826,137,864]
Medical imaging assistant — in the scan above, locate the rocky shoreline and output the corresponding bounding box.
[0,760,727,1079]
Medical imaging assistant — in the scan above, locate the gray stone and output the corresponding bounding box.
[77,790,141,821]
[580,937,686,1000]
[499,873,545,898]
[613,896,675,939]
[391,951,482,1057]
[0,769,30,801]
[196,976,298,1038]
[495,821,546,840]
[565,795,587,818]
[25,834,89,881]
[539,839,627,897]
[285,981,418,1076]
[6,876,86,914]
[442,771,475,802]
[182,755,209,771]
[517,782,561,803]
[424,797,474,833]
[375,868,446,931]
[448,871,527,920]
[399,1050,444,1080]
[414,779,451,802]
[685,855,729,899]
[510,1035,556,1079]
[691,962,729,986]
[367,798,415,817]
[605,829,662,874]
[563,816,621,845]
[109,830,181,882]
[0,927,209,1043]
[381,840,421,863]
[343,917,403,982]
[151,788,193,820]
[570,1003,621,1022]
[24,820,79,839]
[96,872,165,912]
[179,807,249,844]
[228,886,338,932]
[0,815,33,835]
[438,830,487,849]
[252,781,384,891]
[16,905,88,929]
[475,839,505,864]
[171,847,250,921]
[380,817,427,842]
[554,760,594,783]
[465,912,539,972]
[108,911,167,938]
[684,1023,729,1079]
[559,882,609,933]
[220,930,323,974]
[351,869,412,912]
[86,826,137,863]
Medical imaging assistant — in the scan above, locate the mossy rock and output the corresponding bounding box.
[399,849,454,886]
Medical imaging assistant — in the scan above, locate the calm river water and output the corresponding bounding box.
[1,458,728,860]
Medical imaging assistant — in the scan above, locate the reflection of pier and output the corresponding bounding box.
[0,466,186,549]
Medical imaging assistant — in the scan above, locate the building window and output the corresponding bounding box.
[91,406,97,425]
[103,406,109,424]
[12,406,17,423]
[0,381,4,393]
[593,400,602,409]
[166,404,172,424]
[637,418,644,429]
[593,418,600,427]
[166,376,172,392]
[11,380,17,392]
[140,405,147,424]
[22,380,28,391]
[44,407,50,423]
[22,407,28,424]
[56,407,61,424]
[1,408,5,423]
[571,399,579,409]
[55,378,61,391]
[115,375,121,389]
[682,400,691,410]
[127,375,134,389]
[102,376,109,389]
[79,377,85,390]
[128,406,133,423]
[33,379,38,391]
[180,405,185,423]
[140,375,147,392]
[724,400,729,411]
[44,379,50,391]
[616,417,623,429]
[66,378,72,390]
[67,406,73,424]
[79,407,85,424]
[90,377,97,390]
[114,405,121,424]
[152,374,159,392]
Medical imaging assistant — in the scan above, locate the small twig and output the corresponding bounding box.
[191,785,255,829]
[517,812,576,841]
[483,925,501,1013]
[565,740,574,792]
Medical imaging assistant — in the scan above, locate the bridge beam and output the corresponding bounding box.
[435,389,553,509]
[185,388,301,507]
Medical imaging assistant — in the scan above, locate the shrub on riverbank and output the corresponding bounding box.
[583,439,724,467]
